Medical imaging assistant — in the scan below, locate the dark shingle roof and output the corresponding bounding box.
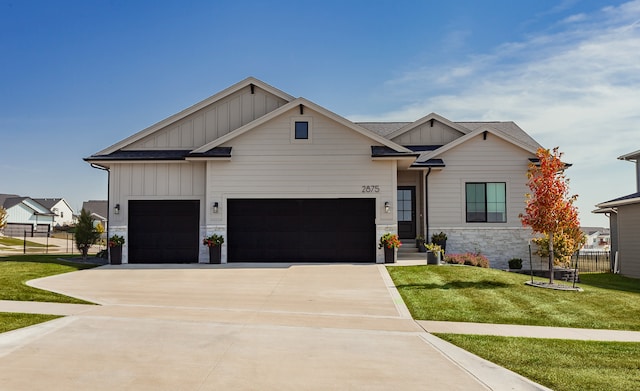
[85,148,232,162]
[82,200,108,218]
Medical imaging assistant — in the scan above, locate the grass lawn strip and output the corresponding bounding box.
[0,255,97,304]
[0,312,61,334]
[0,236,49,248]
[436,333,640,391]
[387,265,640,330]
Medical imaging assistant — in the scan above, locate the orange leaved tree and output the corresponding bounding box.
[520,147,583,284]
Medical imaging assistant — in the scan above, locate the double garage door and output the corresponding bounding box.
[127,198,376,263]
[227,199,376,263]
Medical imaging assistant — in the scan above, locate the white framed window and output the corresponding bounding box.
[290,117,312,144]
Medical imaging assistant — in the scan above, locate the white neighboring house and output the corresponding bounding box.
[33,198,75,227]
[86,77,546,267]
[0,194,55,237]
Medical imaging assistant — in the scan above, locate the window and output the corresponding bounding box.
[466,182,506,222]
[291,117,312,143]
[294,121,308,139]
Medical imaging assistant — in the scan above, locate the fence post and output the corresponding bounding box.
[23,230,26,254]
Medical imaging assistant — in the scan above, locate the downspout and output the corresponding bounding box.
[90,163,110,245]
[424,167,432,240]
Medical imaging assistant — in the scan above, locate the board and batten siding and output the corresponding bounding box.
[617,203,640,278]
[427,133,534,268]
[125,86,288,150]
[391,121,464,146]
[108,161,206,227]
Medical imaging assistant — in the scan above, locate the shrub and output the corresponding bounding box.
[443,252,490,268]
[508,258,523,269]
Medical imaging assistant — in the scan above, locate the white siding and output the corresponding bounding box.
[125,86,288,150]
[204,107,398,262]
[391,121,464,146]
[618,203,640,278]
[427,133,534,268]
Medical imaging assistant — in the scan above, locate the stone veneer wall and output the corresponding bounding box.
[431,227,544,270]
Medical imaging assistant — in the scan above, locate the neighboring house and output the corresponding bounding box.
[85,77,545,267]
[580,227,610,251]
[0,194,55,237]
[81,200,108,229]
[34,198,75,227]
[594,150,640,278]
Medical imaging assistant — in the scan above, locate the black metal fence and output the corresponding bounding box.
[572,251,611,273]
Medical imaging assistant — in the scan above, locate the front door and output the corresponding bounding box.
[397,187,416,239]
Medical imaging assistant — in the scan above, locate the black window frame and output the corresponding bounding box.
[465,182,507,223]
[294,121,309,140]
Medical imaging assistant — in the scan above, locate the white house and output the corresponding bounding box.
[594,149,640,278]
[86,77,543,267]
[0,194,55,237]
[34,198,75,227]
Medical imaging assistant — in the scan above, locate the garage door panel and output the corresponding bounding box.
[128,200,199,263]
[228,199,375,262]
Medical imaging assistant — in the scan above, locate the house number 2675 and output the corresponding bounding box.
[362,185,380,193]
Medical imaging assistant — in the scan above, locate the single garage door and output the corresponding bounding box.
[227,199,376,262]
[128,200,199,263]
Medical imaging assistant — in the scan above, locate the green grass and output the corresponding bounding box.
[0,236,49,247]
[436,334,640,391]
[0,312,61,333]
[387,265,640,330]
[0,254,98,304]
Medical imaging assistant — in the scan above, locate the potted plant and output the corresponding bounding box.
[508,258,523,269]
[108,234,125,265]
[416,235,426,252]
[431,232,447,253]
[379,233,401,263]
[203,233,224,264]
[425,242,443,265]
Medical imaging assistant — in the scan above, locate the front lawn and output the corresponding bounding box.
[387,265,640,330]
[0,254,98,304]
[436,334,640,391]
[0,312,61,333]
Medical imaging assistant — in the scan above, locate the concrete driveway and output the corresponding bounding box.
[0,263,545,390]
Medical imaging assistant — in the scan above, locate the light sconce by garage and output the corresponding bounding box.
[384,201,391,213]
[114,204,120,215]
[213,202,219,214]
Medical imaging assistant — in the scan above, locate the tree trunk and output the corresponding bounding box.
[548,234,555,284]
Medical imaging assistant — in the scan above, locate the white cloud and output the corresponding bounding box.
[355,1,640,226]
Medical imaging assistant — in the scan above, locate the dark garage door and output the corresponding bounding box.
[227,199,375,262]
[128,200,199,263]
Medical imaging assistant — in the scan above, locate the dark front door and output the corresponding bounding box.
[227,198,376,262]
[128,200,199,263]
[397,187,416,239]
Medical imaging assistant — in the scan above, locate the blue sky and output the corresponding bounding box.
[1,0,638,227]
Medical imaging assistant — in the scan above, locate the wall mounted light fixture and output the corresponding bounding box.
[114,204,120,214]
[384,201,391,213]
[213,202,219,213]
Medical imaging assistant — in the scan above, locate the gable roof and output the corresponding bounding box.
[95,77,295,156]
[82,200,108,220]
[192,97,413,154]
[0,195,55,215]
[414,124,540,164]
[385,113,469,140]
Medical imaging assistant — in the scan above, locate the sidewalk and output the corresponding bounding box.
[2,299,639,342]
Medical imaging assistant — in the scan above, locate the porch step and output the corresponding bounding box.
[399,240,420,253]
